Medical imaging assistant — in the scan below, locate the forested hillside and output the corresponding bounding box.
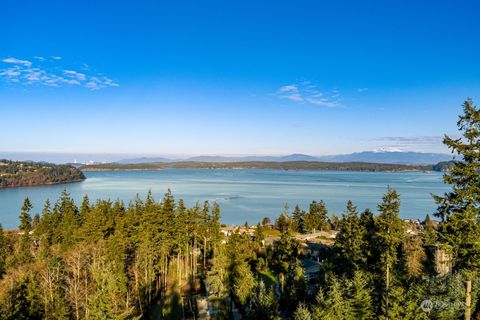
[0,188,476,319]
[82,160,434,172]
[0,160,85,188]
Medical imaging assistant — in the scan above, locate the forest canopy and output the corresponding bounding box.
[0,160,85,188]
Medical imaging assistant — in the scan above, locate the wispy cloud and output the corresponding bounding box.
[63,70,86,81]
[0,56,118,90]
[371,135,447,152]
[276,81,341,108]
[357,87,368,93]
[2,58,32,67]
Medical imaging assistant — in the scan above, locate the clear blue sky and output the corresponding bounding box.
[1,0,479,158]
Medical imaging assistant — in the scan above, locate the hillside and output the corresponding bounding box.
[317,151,452,164]
[82,160,434,172]
[0,160,86,188]
[115,151,452,165]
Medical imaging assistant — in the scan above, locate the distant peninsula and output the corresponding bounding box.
[81,160,443,172]
[0,160,86,188]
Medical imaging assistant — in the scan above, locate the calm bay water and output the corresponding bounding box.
[0,169,449,229]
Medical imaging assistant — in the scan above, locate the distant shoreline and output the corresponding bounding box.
[80,160,440,173]
[0,178,85,190]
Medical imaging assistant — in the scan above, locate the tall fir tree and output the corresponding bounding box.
[374,188,405,319]
[433,99,480,270]
[291,205,305,233]
[19,197,33,232]
[334,200,367,276]
[432,99,480,319]
[304,200,328,233]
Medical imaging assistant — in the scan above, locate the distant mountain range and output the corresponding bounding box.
[117,151,453,165]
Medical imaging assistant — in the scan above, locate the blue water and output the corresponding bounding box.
[0,169,449,229]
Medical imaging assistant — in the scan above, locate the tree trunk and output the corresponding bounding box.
[465,279,472,320]
[203,237,207,274]
[386,263,390,320]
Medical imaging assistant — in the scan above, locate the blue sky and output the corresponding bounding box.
[1,0,479,159]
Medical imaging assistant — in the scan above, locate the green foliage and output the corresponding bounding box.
[275,204,291,234]
[304,200,329,233]
[349,271,374,320]
[291,205,305,233]
[433,99,480,271]
[19,198,32,232]
[334,201,367,276]
[423,213,437,246]
[269,230,298,276]
[283,258,307,313]
[205,250,230,299]
[314,277,354,320]
[374,188,405,271]
[0,160,85,188]
[83,160,439,172]
[293,302,312,320]
[232,259,255,306]
[373,188,406,318]
[3,101,480,320]
[0,226,5,278]
[245,281,280,320]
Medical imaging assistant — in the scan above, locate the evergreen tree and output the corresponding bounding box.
[79,195,90,224]
[232,258,255,306]
[253,223,265,250]
[291,205,305,233]
[58,190,80,250]
[304,200,328,233]
[245,281,280,320]
[205,249,230,299]
[423,213,437,246]
[349,271,374,320]
[293,302,312,320]
[275,204,291,234]
[374,188,405,319]
[32,214,40,230]
[18,232,33,264]
[19,198,33,232]
[379,282,405,320]
[210,202,222,256]
[334,200,367,276]
[284,258,307,313]
[433,99,480,272]
[360,208,376,270]
[330,213,340,230]
[314,277,354,320]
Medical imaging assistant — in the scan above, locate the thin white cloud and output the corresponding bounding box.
[64,70,86,81]
[357,87,368,93]
[371,135,447,152]
[276,81,341,108]
[2,57,32,67]
[85,76,119,90]
[34,56,46,62]
[279,84,298,93]
[0,56,118,90]
[51,56,62,60]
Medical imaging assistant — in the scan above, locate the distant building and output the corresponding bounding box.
[302,258,321,282]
